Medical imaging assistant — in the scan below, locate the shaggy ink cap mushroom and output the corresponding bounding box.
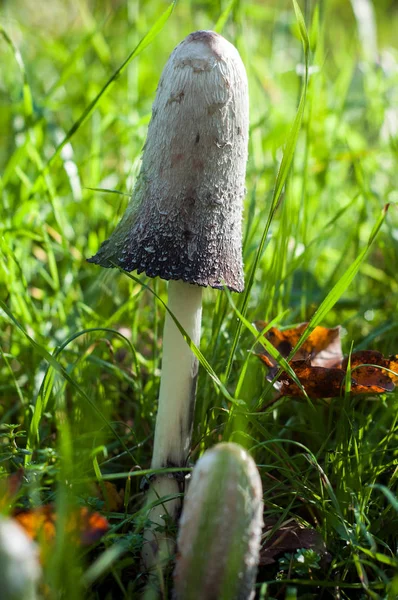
[88,30,249,293]
[174,443,263,600]
[89,30,250,568]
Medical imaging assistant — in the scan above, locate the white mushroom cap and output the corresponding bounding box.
[0,517,41,600]
[174,443,263,599]
[89,30,249,292]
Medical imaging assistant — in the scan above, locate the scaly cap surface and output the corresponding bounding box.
[88,30,249,292]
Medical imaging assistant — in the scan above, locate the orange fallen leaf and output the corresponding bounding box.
[276,361,346,399]
[256,322,343,369]
[256,323,398,400]
[277,359,394,399]
[343,350,398,386]
[13,505,109,546]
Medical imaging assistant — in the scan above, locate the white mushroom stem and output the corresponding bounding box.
[142,280,202,570]
[152,280,202,470]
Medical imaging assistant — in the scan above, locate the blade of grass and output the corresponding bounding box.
[0,27,33,121]
[214,0,238,33]
[29,1,176,195]
[224,0,310,382]
[369,485,398,512]
[258,205,389,404]
[85,187,131,197]
[121,271,244,407]
[286,205,389,358]
[35,327,141,433]
[234,310,290,398]
[0,299,134,461]
[223,289,310,402]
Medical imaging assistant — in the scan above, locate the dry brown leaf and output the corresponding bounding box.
[344,351,398,386]
[256,322,343,369]
[13,505,109,546]
[256,323,398,400]
[260,518,327,565]
[277,362,346,399]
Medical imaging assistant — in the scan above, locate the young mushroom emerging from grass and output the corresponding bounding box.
[174,443,263,600]
[88,30,249,565]
[0,517,41,600]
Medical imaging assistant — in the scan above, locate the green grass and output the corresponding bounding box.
[1,0,398,598]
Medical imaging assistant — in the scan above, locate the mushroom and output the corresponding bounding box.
[0,517,41,600]
[174,443,264,600]
[88,30,249,565]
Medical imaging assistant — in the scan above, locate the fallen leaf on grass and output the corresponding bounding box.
[256,323,398,400]
[13,505,109,546]
[260,518,327,565]
[257,322,343,369]
[0,471,109,548]
[343,350,398,386]
[276,361,347,399]
[276,358,396,399]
